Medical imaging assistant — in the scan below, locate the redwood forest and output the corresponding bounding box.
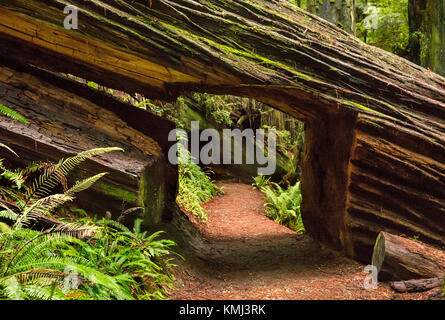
[0,0,444,303]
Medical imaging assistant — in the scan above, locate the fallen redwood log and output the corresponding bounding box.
[0,63,177,228]
[372,231,445,281]
[390,277,444,293]
[0,0,443,262]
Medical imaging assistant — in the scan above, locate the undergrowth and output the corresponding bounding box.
[175,139,222,222]
[254,176,305,234]
[0,145,178,300]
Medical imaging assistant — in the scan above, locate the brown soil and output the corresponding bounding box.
[167,182,434,300]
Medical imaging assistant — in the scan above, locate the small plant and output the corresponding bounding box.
[0,104,29,124]
[57,217,178,300]
[0,146,178,300]
[260,181,305,234]
[252,175,272,190]
[175,139,222,222]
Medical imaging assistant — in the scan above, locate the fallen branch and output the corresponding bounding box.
[390,277,444,293]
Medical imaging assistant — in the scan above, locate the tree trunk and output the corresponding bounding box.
[372,232,445,281]
[0,0,443,262]
[316,0,356,34]
[0,62,177,228]
[307,0,318,14]
[408,0,445,76]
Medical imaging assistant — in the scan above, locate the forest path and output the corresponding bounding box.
[168,182,422,300]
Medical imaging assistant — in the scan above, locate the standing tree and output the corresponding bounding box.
[313,0,356,34]
[408,0,445,76]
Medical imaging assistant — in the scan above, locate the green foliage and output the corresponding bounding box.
[0,215,177,300]
[86,81,99,90]
[176,143,222,222]
[252,175,272,190]
[22,147,124,208]
[356,0,409,56]
[192,93,233,127]
[0,147,177,300]
[0,104,29,124]
[288,0,308,10]
[56,217,178,300]
[0,226,132,300]
[257,180,305,234]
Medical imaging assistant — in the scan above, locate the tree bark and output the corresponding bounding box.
[408,0,445,76]
[0,0,443,262]
[372,231,445,281]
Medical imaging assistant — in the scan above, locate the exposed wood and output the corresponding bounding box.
[0,0,443,261]
[372,232,445,281]
[0,63,177,228]
[390,277,444,293]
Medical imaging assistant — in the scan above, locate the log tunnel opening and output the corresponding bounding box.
[0,0,444,268]
[0,56,357,267]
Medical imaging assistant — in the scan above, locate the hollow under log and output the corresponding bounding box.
[0,63,177,228]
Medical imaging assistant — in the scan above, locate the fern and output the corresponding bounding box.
[176,143,222,222]
[0,104,29,124]
[260,181,305,234]
[0,146,177,300]
[23,147,123,207]
[0,142,18,157]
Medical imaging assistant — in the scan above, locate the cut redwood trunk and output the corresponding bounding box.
[372,231,445,281]
[0,63,177,228]
[0,0,443,261]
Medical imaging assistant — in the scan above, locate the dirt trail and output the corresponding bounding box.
[168,182,428,300]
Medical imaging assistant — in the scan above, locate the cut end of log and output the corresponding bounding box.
[372,231,445,281]
[372,232,386,273]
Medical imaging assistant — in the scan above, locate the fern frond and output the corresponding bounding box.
[24,147,123,205]
[21,284,67,300]
[0,142,18,157]
[0,207,18,222]
[9,268,67,285]
[0,104,29,124]
[65,173,108,197]
[25,194,74,218]
[1,276,25,300]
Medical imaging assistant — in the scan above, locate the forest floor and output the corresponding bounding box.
[167,182,431,300]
